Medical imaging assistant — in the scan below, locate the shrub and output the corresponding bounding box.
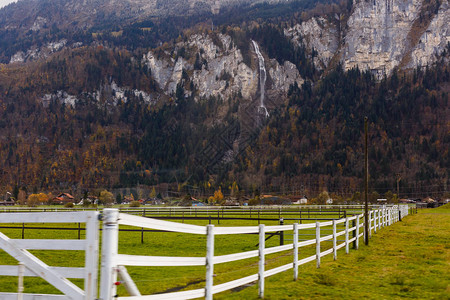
[248,195,260,206]
[129,201,141,207]
[27,194,41,207]
[64,202,74,208]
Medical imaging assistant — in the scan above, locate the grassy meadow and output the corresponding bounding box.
[0,205,448,299]
[215,204,450,299]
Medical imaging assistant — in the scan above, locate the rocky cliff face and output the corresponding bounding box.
[343,0,424,77]
[143,33,304,102]
[285,16,340,70]
[409,0,450,68]
[286,0,449,77]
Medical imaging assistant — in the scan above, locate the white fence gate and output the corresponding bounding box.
[0,212,99,300]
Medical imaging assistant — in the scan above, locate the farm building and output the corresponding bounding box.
[0,192,15,205]
[291,196,308,204]
[52,193,75,205]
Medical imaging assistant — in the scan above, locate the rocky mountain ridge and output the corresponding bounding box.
[5,0,447,78]
[0,0,285,30]
[9,0,446,112]
[286,0,449,77]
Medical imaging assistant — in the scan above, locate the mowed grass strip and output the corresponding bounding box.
[215,204,450,299]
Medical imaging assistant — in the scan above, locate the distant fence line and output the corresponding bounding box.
[0,204,394,215]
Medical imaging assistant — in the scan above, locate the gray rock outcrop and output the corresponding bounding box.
[410,0,450,68]
[285,17,340,69]
[143,33,304,101]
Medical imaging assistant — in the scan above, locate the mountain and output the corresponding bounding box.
[0,0,448,200]
[0,0,335,64]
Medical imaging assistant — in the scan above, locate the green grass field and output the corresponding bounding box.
[215,205,450,299]
[0,206,448,299]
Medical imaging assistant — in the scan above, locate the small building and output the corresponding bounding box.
[144,198,165,205]
[77,196,98,206]
[52,193,75,205]
[423,197,437,208]
[291,196,308,205]
[0,192,15,206]
[223,199,239,206]
[192,201,206,206]
[399,199,415,204]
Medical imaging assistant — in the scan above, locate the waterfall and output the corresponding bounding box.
[252,40,269,117]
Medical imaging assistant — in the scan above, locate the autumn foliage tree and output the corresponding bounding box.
[208,188,224,205]
[99,190,114,205]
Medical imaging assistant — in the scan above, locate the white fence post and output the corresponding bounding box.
[316,221,320,268]
[18,262,24,300]
[205,224,215,300]
[380,208,383,227]
[258,224,265,298]
[369,211,372,238]
[293,223,298,281]
[374,210,377,233]
[379,209,382,228]
[355,215,360,250]
[345,217,349,254]
[100,208,119,300]
[395,207,397,223]
[332,220,337,261]
[85,211,99,300]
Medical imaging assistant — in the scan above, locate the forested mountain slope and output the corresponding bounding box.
[0,0,448,199]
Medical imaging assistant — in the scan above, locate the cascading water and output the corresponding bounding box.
[252,40,269,117]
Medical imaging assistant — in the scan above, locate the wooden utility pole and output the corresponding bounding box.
[364,117,369,245]
[396,173,401,199]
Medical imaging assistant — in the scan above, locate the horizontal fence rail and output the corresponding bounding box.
[99,205,409,300]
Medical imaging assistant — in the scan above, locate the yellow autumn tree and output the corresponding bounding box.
[149,187,156,198]
[208,188,224,205]
[38,193,48,203]
[230,181,239,197]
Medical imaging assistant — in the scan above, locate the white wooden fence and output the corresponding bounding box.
[0,205,409,299]
[99,205,409,300]
[0,211,99,300]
